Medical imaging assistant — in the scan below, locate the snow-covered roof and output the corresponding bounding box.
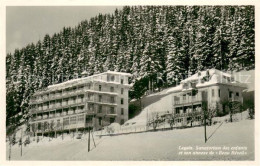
[48,77,93,89]
[106,71,132,76]
[185,69,246,88]
[166,85,182,93]
[165,69,246,93]
[181,69,232,83]
[34,71,132,95]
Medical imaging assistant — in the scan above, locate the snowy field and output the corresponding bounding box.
[6,119,254,161]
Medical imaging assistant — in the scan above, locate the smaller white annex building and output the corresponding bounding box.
[124,69,247,128]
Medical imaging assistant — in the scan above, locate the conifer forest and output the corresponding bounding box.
[6,6,255,134]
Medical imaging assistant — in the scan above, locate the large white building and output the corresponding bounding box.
[29,71,131,136]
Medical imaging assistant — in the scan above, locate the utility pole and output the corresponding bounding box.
[9,136,11,160]
[20,128,23,157]
[88,126,90,152]
[146,108,148,131]
[204,107,207,143]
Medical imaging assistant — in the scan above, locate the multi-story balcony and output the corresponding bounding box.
[31,101,85,114]
[85,89,118,96]
[87,99,117,106]
[30,90,85,104]
[173,93,203,106]
[30,86,119,105]
[106,110,117,117]
[31,110,89,123]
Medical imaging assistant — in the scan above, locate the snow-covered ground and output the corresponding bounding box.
[7,118,254,160]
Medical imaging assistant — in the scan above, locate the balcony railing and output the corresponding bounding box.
[31,102,85,114]
[32,111,88,122]
[174,111,202,118]
[87,99,117,106]
[174,95,202,105]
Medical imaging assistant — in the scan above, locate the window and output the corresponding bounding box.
[88,104,94,111]
[99,85,102,91]
[212,89,215,97]
[121,88,124,95]
[236,92,239,97]
[111,75,115,81]
[63,117,69,126]
[98,105,102,113]
[110,96,115,103]
[73,97,76,103]
[121,98,124,105]
[70,116,76,124]
[99,95,102,102]
[38,123,41,130]
[110,118,115,123]
[183,94,186,100]
[229,91,233,98]
[227,77,231,82]
[120,119,124,125]
[218,89,221,97]
[110,87,114,92]
[80,95,84,102]
[110,107,115,114]
[57,120,61,128]
[121,79,124,84]
[121,108,124,115]
[79,106,84,112]
[176,110,180,114]
[72,107,76,113]
[99,117,102,125]
[78,115,84,122]
[78,86,83,91]
[183,83,188,89]
[65,99,69,105]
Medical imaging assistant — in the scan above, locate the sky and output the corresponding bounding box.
[6,6,122,54]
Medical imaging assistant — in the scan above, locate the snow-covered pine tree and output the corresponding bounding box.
[235,6,255,71]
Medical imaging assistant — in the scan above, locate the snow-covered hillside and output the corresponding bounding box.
[7,119,254,160]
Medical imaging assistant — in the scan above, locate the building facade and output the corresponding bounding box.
[29,71,131,136]
[169,69,246,127]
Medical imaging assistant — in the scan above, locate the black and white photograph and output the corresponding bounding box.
[1,1,258,164]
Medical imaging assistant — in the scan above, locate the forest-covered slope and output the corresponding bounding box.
[6,6,254,134]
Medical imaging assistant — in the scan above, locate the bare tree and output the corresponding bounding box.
[149,112,160,130]
[168,114,175,129]
[226,100,242,122]
[206,104,218,126]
